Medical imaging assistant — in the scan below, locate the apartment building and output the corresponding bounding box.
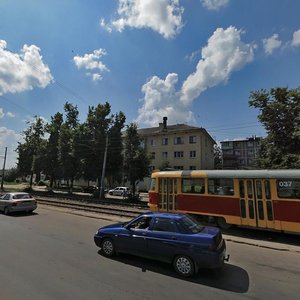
[221,136,262,169]
[137,117,215,171]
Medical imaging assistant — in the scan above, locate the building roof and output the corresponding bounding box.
[137,123,216,144]
[221,136,262,143]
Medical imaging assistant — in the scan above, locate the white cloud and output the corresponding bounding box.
[101,0,184,39]
[0,108,15,118]
[6,112,15,118]
[180,26,255,105]
[262,34,282,55]
[137,26,255,126]
[136,73,194,126]
[291,29,300,47]
[73,49,109,81]
[0,127,22,168]
[201,0,229,10]
[0,40,53,96]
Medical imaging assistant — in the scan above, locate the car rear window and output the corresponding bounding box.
[180,215,204,234]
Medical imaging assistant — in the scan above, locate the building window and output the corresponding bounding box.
[150,139,156,146]
[174,151,184,158]
[189,166,196,170]
[162,152,168,159]
[150,152,156,159]
[189,136,196,144]
[174,137,184,145]
[162,137,168,145]
[190,151,196,158]
[248,149,254,156]
[174,166,184,170]
[235,150,241,156]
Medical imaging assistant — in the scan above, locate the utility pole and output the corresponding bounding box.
[99,135,108,200]
[1,147,7,190]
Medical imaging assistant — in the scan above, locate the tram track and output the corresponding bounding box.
[35,197,148,219]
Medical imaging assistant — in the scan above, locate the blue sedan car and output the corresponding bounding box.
[94,212,229,277]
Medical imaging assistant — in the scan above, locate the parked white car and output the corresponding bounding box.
[0,192,37,215]
[108,187,130,196]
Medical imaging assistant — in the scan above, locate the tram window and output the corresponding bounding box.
[182,178,205,194]
[256,181,262,199]
[150,178,156,191]
[247,180,253,198]
[248,200,255,219]
[265,181,271,199]
[159,179,162,193]
[240,199,246,218]
[163,179,167,193]
[277,179,300,199]
[168,179,173,193]
[208,179,234,195]
[239,180,245,198]
[267,201,273,221]
[258,201,264,220]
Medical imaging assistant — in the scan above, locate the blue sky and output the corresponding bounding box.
[1,0,300,168]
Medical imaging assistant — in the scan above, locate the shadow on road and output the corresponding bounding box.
[1,211,39,217]
[97,251,249,293]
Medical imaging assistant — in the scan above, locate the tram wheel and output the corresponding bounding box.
[217,217,232,230]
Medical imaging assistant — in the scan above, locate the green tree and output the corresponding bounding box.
[58,102,80,192]
[106,111,126,186]
[81,102,112,192]
[214,144,223,169]
[249,87,300,168]
[4,167,18,182]
[123,123,150,195]
[44,112,63,189]
[16,116,46,187]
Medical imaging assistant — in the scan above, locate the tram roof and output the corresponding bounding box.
[152,169,300,179]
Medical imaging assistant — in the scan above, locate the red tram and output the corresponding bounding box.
[148,170,300,233]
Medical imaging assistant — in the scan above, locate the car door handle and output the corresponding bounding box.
[171,236,177,240]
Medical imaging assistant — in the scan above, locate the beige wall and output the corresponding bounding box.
[142,130,214,170]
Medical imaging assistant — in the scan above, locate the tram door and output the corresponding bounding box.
[158,178,177,211]
[239,179,257,227]
[239,179,274,229]
[254,179,275,229]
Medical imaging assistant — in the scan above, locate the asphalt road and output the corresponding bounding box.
[0,206,299,300]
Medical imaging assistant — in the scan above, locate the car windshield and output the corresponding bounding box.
[180,215,204,234]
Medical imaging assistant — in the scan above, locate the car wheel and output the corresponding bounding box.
[3,207,10,215]
[173,255,195,277]
[101,238,115,257]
